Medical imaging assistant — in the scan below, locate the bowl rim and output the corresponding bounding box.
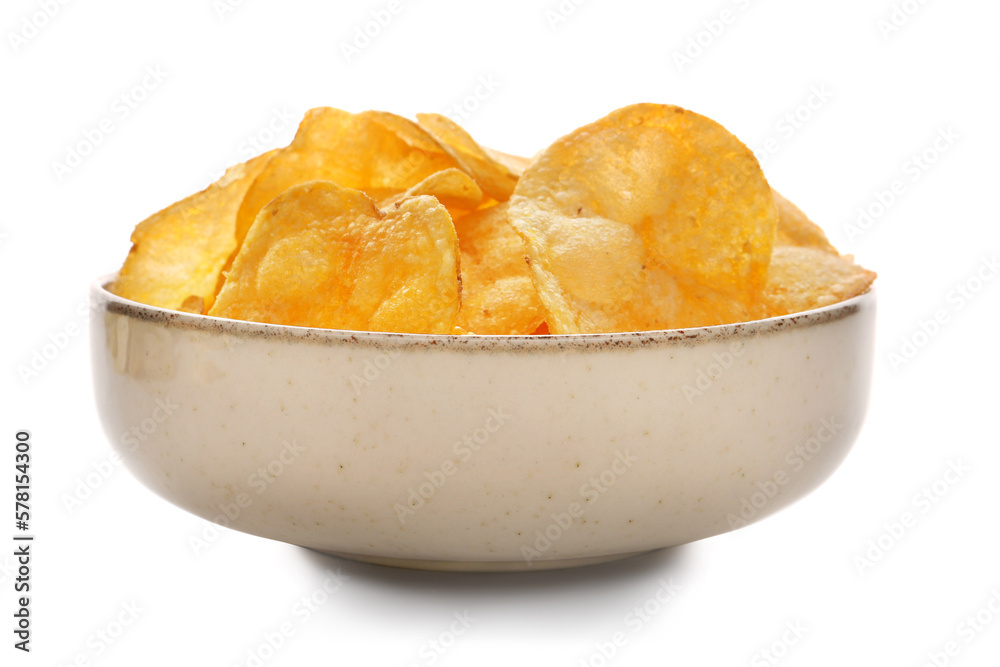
[92,273,875,350]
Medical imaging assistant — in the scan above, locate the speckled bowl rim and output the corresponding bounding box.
[92,273,874,351]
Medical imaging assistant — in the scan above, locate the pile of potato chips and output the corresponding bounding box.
[112,104,875,335]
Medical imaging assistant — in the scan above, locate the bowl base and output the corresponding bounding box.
[316,549,656,572]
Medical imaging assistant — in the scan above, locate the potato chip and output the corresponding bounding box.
[211,181,460,333]
[509,103,777,333]
[378,168,483,217]
[416,113,521,201]
[485,148,533,177]
[178,295,205,314]
[513,207,758,332]
[454,202,545,335]
[111,150,275,310]
[773,190,837,253]
[366,110,453,155]
[232,108,458,262]
[763,246,876,316]
[114,102,875,333]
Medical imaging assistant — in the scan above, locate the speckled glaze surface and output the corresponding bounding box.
[90,275,875,571]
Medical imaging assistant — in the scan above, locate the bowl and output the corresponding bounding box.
[90,275,875,571]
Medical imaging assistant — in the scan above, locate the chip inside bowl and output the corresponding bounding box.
[455,201,546,335]
[416,112,522,202]
[111,150,275,311]
[764,246,877,316]
[231,108,459,263]
[210,181,461,334]
[508,103,778,333]
[111,103,875,334]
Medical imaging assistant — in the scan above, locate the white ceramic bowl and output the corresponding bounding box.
[91,276,875,571]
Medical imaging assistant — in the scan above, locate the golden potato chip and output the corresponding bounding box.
[232,108,458,261]
[178,295,205,314]
[773,190,837,253]
[366,110,453,155]
[211,181,460,334]
[485,148,532,177]
[764,246,876,316]
[416,113,521,201]
[113,102,875,334]
[454,202,545,335]
[111,150,275,310]
[509,103,777,333]
[378,168,483,217]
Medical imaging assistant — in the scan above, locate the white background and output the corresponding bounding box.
[2,0,999,665]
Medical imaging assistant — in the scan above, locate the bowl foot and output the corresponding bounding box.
[315,549,657,572]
